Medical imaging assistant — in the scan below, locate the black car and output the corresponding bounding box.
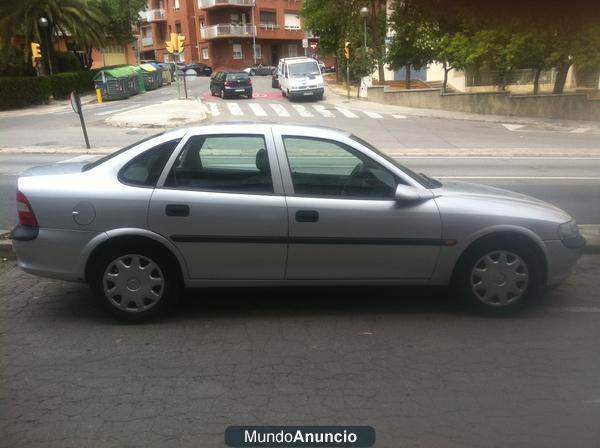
[245,63,277,76]
[184,62,213,76]
[210,71,253,99]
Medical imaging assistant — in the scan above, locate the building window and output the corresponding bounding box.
[233,43,243,59]
[199,17,205,28]
[231,12,240,24]
[288,44,297,57]
[174,0,179,10]
[284,12,301,30]
[253,44,262,59]
[202,47,209,59]
[175,22,181,34]
[260,10,277,28]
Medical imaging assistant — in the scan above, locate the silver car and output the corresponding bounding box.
[12,124,585,321]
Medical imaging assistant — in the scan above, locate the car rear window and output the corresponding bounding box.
[82,132,164,171]
[226,73,249,81]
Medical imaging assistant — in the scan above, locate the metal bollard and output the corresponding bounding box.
[96,87,103,104]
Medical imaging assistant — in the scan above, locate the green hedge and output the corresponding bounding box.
[49,70,98,99]
[0,76,51,110]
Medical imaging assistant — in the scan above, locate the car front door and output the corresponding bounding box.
[273,130,442,281]
[148,127,288,280]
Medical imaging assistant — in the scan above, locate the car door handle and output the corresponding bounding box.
[296,210,319,223]
[165,204,190,217]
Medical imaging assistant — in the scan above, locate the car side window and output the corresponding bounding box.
[283,136,398,199]
[118,139,180,187]
[165,134,273,194]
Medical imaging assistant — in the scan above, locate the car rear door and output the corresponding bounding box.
[272,127,442,281]
[148,126,288,280]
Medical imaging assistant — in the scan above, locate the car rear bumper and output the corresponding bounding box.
[12,227,102,282]
[544,238,585,286]
[225,87,252,94]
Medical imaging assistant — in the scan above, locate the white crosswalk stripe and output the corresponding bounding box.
[363,111,383,119]
[227,102,244,116]
[335,107,358,118]
[392,114,406,119]
[207,102,220,116]
[269,103,290,117]
[291,105,314,118]
[248,103,267,116]
[312,105,335,118]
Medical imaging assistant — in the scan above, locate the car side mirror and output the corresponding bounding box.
[394,184,431,202]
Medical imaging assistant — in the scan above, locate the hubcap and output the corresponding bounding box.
[470,250,529,306]
[103,254,164,313]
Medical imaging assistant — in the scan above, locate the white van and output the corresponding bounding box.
[277,57,324,101]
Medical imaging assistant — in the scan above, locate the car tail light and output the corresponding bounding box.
[248,78,252,85]
[17,190,38,228]
[224,80,230,86]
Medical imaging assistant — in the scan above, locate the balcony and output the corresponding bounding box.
[259,23,279,31]
[283,25,302,31]
[198,0,254,8]
[142,36,154,47]
[201,24,256,39]
[139,9,166,22]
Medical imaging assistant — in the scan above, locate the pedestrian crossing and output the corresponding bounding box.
[203,101,405,121]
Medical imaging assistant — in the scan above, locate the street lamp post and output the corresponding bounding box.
[38,17,53,75]
[359,6,369,49]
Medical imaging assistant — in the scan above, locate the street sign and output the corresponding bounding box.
[69,91,90,149]
[310,43,317,49]
[69,91,80,114]
[302,38,308,48]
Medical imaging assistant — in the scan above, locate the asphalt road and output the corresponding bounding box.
[1,153,599,231]
[2,76,600,152]
[1,255,599,448]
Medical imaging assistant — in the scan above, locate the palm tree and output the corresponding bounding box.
[0,0,107,73]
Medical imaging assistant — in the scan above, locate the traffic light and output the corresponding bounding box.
[176,35,185,53]
[165,32,177,53]
[343,41,350,59]
[31,42,42,66]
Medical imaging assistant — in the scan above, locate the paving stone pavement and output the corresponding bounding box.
[1,257,600,448]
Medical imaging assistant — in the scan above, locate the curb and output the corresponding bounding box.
[1,228,599,262]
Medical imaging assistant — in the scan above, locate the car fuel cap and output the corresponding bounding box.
[72,202,96,226]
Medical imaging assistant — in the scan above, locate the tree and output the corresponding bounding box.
[99,0,147,43]
[433,32,471,92]
[0,0,107,74]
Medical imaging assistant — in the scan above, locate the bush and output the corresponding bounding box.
[55,52,84,73]
[0,47,36,77]
[0,76,51,110]
[49,70,98,99]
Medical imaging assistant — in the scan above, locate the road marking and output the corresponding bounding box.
[248,103,267,117]
[547,307,600,313]
[336,107,358,118]
[269,103,290,117]
[292,104,314,118]
[206,102,220,116]
[502,123,525,131]
[571,127,590,134]
[312,105,335,118]
[438,176,600,180]
[392,114,407,119]
[363,111,382,119]
[95,105,141,116]
[227,102,244,116]
[57,155,96,164]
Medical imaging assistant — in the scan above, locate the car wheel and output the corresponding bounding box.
[89,244,181,322]
[220,88,226,99]
[282,89,287,97]
[272,79,278,89]
[316,93,324,101]
[246,89,253,98]
[454,239,543,315]
[250,69,256,76]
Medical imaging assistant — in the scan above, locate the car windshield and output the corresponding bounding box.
[288,62,321,77]
[82,132,164,171]
[226,72,249,80]
[350,134,442,188]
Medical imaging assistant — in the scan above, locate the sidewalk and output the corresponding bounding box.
[105,97,207,128]
[325,83,600,132]
[1,226,599,260]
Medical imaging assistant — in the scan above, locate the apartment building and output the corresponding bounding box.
[139,0,307,70]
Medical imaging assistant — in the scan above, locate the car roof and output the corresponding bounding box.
[185,122,351,137]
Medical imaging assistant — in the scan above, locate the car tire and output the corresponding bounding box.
[281,89,286,97]
[316,93,324,101]
[250,69,256,76]
[89,243,182,323]
[220,88,226,99]
[453,239,543,315]
[246,89,253,99]
[272,79,278,89]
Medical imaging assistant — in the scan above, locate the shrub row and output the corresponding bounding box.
[0,76,51,110]
[49,70,98,99]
